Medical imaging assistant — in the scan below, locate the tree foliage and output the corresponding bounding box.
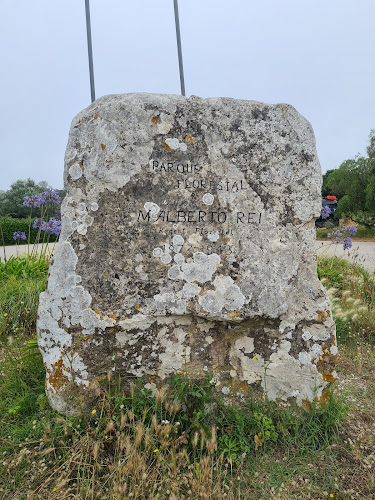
[0,179,63,218]
[323,131,375,225]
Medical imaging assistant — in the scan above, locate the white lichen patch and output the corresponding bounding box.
[164,137,187,152]
[199,275,245,315]
[207,231,219,242]
[158,328,191,378]
[144,202,160,218]
[202,193,214,205]
[69,164,83,180]
[182,282,201,298]
[181,252,220,283]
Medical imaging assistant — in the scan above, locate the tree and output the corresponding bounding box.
[322,130,375,225]
[0,178,51,218]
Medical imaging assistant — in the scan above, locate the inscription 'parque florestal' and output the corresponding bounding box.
[150,160,250,192]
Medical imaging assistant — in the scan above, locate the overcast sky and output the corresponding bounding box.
[1,0,374,190]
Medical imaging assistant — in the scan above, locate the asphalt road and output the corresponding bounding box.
[316,240,375,273]
[2,241,375,273]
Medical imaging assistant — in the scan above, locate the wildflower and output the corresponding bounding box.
[153,449,159,453]
[23,194,42,208]
[330,495,334,498]
[13,231,27,241]
[321,206,331,219]
[91,409,97,415]
[253,355,258,360]
[328,225,356,250]
[342,224,357,237]
[53,488,57,492]
[43,218,61,236]
[33,218,44,229]
[39,189,61,205]
[4,313,7,317]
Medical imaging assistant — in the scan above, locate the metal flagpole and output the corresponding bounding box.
[85,0,96,103]
[173,0,186,96]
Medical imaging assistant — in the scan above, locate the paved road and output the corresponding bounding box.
[1,243,55,261]
[2,241,375,273]
[316,240,375,273]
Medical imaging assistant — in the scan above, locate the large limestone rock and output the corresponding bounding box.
[37,93,337,414]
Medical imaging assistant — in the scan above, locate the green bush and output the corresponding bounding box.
[0,216,58,246]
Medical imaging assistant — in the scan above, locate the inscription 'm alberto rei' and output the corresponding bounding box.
[138,209,262,225]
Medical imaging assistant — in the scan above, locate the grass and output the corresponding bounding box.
[0,255,374,498]
[0,256,48,335]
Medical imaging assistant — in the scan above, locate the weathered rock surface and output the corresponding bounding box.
[37,93,336,414]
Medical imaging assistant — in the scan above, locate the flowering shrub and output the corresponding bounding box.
[321,206,331,219]
[328,225,357,250]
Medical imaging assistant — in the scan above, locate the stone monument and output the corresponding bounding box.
[37,93,337,414]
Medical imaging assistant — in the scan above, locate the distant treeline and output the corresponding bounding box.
[322,130,375,226]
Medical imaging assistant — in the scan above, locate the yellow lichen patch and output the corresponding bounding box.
[47,358,70,391]
[100,316,104,321]
[109,314,116,319]
[185,134,196,143]
[99,298,103,302]
[104,272,108,276]
[226,238,231,242]
[151,116,160,124]
[100,143,106,150]
[318,309,329,322]
[94,309,100,314]
[94,113,98,119]
[315,343,337,382]
[162,141,171,151]
[188,302,193,307]
[195,326,200,331]
[135,305,140,310]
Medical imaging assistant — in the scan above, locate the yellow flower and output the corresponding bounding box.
[91,409,97,415]
[3,313,7,317]
[253,355,258,360]
[330,495,334,498]
[53,487,57,491]
[153,449,159,453]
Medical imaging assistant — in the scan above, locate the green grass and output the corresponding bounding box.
[0,256,48,335]
[318,256,375,344]
[0,341,348,499]
[0,255,374,498]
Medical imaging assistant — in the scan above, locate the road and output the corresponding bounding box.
[316,240,375,273]
[1,243,55,261]
[2,241,375,273]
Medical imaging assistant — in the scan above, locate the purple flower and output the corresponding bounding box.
[344,237,352,250]
[328,225,356,250]
[39,189,61,206]
[23,194,42,208]
[341,225,357,237]
[32,218,44,229]
[13,231,27,241]
[43,218,61,236]
[321,206,331,219]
